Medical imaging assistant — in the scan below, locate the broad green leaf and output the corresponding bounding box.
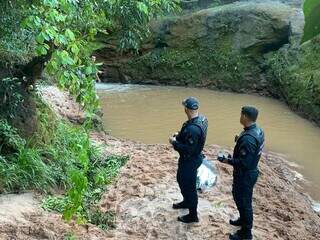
[65,29,76,41]
[44,0,58,8]
[71,44,79,55]
[137,2,149,15]
[85,66,93,75]
[36,45,48,55]
[59,50,74,65]
[302,0,320,43]
[55,34,67,45]
[36,33,45,44]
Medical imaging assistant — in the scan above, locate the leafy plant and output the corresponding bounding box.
[41,154,128,228]
[0,120,54,193]
[86,209,116,230]
[64,233,77,240]
[0,119,25,155]
[0,1,35,67]
[0,78,23,119]
[42,195,69,213]
[108,0,179,51]
[302,0,320,43]
[23,1,107,114]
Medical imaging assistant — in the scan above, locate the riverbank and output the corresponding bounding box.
[97,1,320,127]
[0,86,319,239]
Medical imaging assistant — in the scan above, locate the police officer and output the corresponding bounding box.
[218,106,265,240]
[169,97,208,223]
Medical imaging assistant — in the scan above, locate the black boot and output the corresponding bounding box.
[177,208,199,223]
[229,229,253,240]
[172,201,188,209]
[229,218,242,226]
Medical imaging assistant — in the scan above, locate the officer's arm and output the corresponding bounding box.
[228,136,257,169]
[172,125,201,156]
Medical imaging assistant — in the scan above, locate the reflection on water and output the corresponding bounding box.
[97,84,320,200]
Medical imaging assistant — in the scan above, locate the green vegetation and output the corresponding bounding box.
[0,78,23,119]
[302,0,320,43]
[41,153,128,228]
[0,0,177,228]
[267,35,320,125]
[64,233,77,240]
[125,46,258,91]
[0,0,320,233]
[1,0,178,115]
[0,95,128,225]
[0,1,35,67]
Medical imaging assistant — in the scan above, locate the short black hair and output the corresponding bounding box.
[241,106,259,122]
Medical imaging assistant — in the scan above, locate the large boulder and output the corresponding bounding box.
[99,2,303,93]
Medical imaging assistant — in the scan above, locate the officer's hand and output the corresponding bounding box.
[173,132,179,137]
[217,156,228,164]
[217,152,226,162]
[217,152,231,164]
[169,136,176,145]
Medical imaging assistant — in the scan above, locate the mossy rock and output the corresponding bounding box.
[266,35,320,125]
[102,2,298,94]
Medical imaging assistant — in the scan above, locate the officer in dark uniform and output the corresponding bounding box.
[218,106,265,240]
[169,97,208,223]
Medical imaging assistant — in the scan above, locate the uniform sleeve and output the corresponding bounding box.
[228,136,257,169]
[176,130,183,142]
[172,125,201,158]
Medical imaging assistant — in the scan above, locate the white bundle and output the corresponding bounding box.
[196,158,218,192]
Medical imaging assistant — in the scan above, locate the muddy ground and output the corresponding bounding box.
[0,86,319,240]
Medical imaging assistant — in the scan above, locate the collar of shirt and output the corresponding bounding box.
[188,115,199,123]
[244,123,256,131]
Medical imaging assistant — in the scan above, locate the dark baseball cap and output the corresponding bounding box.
[241,106,259,122]
[182,97,199,110]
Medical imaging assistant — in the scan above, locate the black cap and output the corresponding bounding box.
[241,106,259,122]
[182,97,199,110]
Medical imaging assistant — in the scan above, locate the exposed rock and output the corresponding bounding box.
[10,92,38,138]
[38,86,86,124]
[98,2,302,94]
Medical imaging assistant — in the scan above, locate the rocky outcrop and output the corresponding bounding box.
[179,0,303,11]
[98,1,303,94]
[97,0,320,126]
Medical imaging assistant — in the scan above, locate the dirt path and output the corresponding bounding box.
[0,86,319,239]
[92,133,320,240]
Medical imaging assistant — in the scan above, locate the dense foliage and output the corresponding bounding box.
[0,96,128,224]
[0,0,177,226]
[0,0,178,114]
[267,35,320,125]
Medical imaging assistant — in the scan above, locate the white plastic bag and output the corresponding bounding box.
[196,158,218,192]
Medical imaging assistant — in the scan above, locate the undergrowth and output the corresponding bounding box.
[41,154,128,229]
[0,95,129,229]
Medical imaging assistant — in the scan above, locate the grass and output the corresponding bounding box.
[0,95,129,230]
[41,153,129,230]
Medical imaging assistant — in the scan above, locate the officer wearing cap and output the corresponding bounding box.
[218,106,265,240]
[169,97,208,223]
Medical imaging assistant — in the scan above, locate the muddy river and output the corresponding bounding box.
[97,83,320,200]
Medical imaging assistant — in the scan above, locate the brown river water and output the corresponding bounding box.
[97,83,320,201]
